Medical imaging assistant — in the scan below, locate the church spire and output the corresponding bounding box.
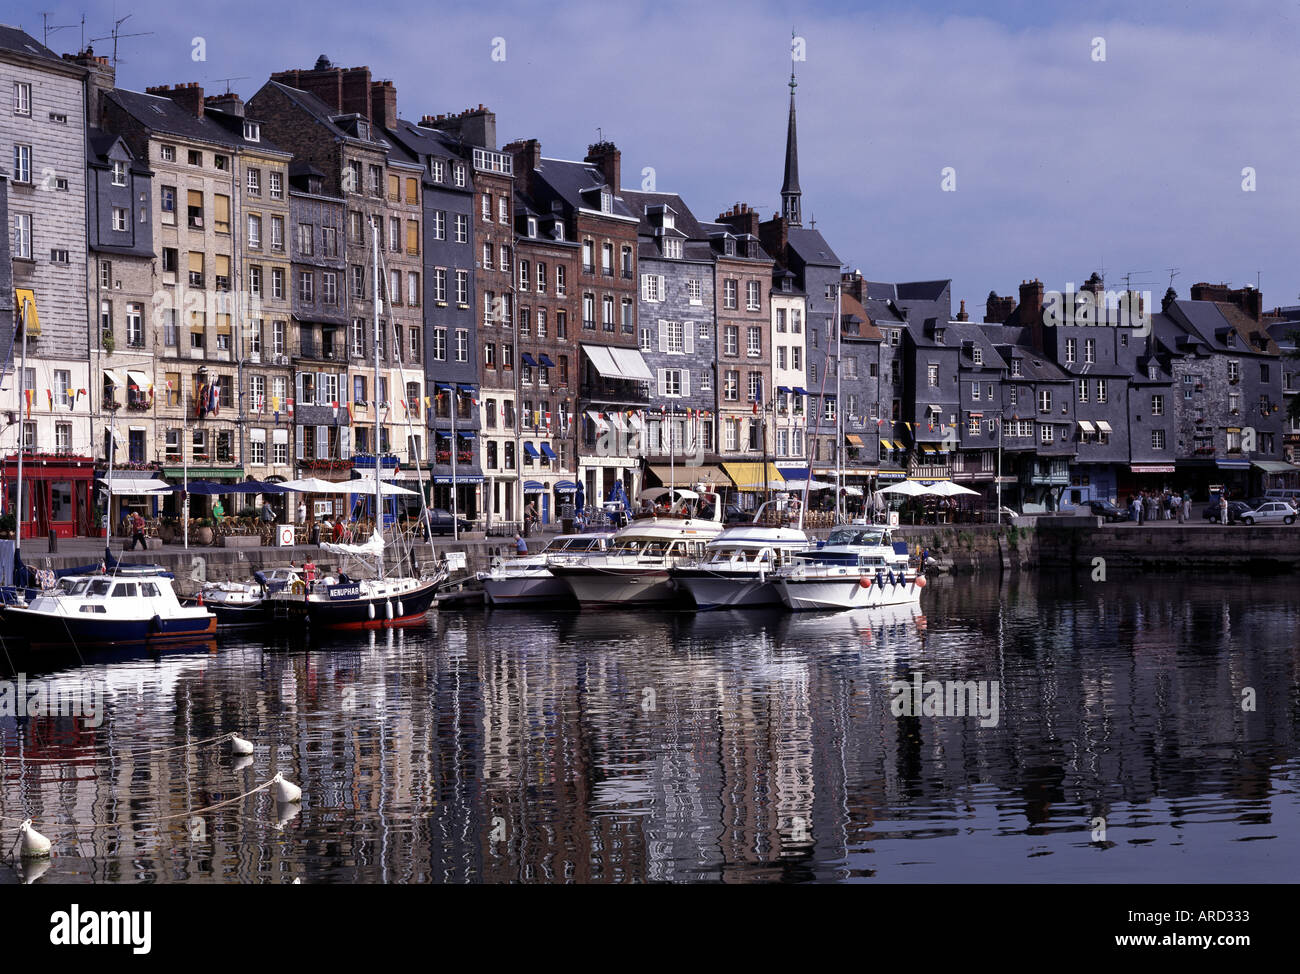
[781,70,802,227]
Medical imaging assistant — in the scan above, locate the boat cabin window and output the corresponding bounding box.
[87,579,112,597]
[827,527,885,547]
[112,583,138,598]
[139,583,161,598]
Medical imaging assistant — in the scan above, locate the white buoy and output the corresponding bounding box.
[230,734,254,755]
[271,772,302,803]
[232,754,254,772]
[274,801,301,829]
[19,819,52,859]
[21,856,52,884]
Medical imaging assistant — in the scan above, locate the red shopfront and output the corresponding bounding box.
[1,454,96,539]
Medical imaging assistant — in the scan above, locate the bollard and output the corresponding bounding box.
[48,529,57,553]
[310,526,320,545]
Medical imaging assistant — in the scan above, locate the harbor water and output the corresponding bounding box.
[1,570,1297,883]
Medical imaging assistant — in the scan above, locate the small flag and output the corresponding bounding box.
[24,388,33,417]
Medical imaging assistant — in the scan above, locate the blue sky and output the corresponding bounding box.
[24,0,1300,313]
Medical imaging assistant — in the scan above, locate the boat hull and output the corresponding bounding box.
[481,574,572,606]
[3,606,217,648]
[550,566,681,606]
[269,578,440,629]
[670,569,782,609]
[777,573,924,612]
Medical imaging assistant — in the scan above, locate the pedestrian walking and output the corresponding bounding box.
[1182,490,1191,522]
[1219,493,1229,526]
[515,533,528,556]
[127,511,148,551]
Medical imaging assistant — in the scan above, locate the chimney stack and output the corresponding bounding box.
[424,106,498,150]
[204,92,244,117]
[956,299,969,321]
[65,47,115,124]
[716,203,759,238]
[369,80,397,131]
[146,82,205,118]
[1020,279,1046,351]
[584,140,621,191]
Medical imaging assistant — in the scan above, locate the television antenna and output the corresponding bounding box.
[212,76,250,95]
[89,15,154,68]
[1166,267,1180,290]
[40,12,79,48]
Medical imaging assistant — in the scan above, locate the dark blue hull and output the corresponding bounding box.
[3,607,217,648]
[268,579,440,630]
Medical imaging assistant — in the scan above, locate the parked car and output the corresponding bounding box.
[1203,500,1252,524]
[1089,499,1131,522]
[420,508,473,535]
[1238,501,1298,525]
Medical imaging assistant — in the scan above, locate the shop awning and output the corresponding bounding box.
[649,464,730,487]
[845,434,864,446]
[126,369,149,388]
[97,477,171,495]
[457,430,475,440]
[521,353,538,367]
[523,480,545,492]
[102,368,124,388]
[581,344,653,382]
[539,354,557,368]
[722,461,784,491]
[1077,420,1095,432]
[777,385,791,394]
[793,387,808,396]
[523,442,540,459]
[1216,459,1251,470]
[1252,460,1299,474]
[14,289,40,336]
[540,443,557,460]
[1131,465,1175,474]
[880,439,895,450]
[555,480,580,492]
[1096,420,1113,433]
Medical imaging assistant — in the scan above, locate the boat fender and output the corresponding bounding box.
[385,601,393,620]
[150,614,163,633]
[367,603,375,620]
[859,576,872,589]
[876,571,885,586]
[915,575,927,588]
[397,601,404,617]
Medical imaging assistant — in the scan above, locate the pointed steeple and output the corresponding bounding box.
[781,71,802,227]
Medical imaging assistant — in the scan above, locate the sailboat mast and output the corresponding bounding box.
[372,218,384,578]
[14,298,28,554]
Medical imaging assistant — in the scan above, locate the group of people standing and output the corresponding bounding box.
[1128,489,1192,524]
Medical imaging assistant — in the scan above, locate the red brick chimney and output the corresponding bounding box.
[984,292,1016,323]
[65,47,115,123]
[956,299,969,321]
[146,82,205,118]
[716,202,760,239]
[584,140,621,191]
[204,92,244,117]
[840,269,867,304]
[270,60,372,119]
[505,138,541,195]
[1190,281,1262,321]
[370,80,397,130]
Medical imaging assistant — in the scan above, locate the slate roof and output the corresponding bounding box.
[839,293,883,342]
[107,88,283,153]
[1168,299,1278,355]
[786,227,840,267]
[531,157,636,219]
[944,320,1006,370]
[0,24,59,61]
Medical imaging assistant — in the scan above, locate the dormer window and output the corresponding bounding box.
[453,163,465,187]
[356,120,370,141]
[1011,359,1022,377]
[972,347,983,365]
[111,160,127,186]
[934,328,945,344]
[243,121,260,142]
[664,238,682,259]
[1147,364,1158,380]
[781,276,792,293]
[527,218,537,238]
[430,159,444,182]
[600,190,612,214]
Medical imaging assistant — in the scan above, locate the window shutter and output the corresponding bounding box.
[316,425,328,457]
[684,321,695,354]
[640,275,649,301]
[658,320,668,353]
[317,372,327,406]
[295,425,305,460]
[658,368,667,397]
[657,275,665,299]
[339,425,351,458]
[682,370,691,397]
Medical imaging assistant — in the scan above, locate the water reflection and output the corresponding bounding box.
[1,571,1297,883]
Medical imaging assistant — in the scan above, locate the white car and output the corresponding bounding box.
[1238,501,1298,525]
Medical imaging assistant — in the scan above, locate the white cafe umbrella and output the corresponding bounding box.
[880,481,929,497]
[280,476,417,496]
[925,481,979,497]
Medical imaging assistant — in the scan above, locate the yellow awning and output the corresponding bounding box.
[14,289,39,336]
[649,464,731,487]
[845,434,864,446]
[722,461,784,492]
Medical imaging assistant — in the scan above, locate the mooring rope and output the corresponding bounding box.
[0,731,241,765]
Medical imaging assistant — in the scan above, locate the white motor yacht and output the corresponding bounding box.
[775,522,926,611]
[670,496,813,609]
[477,531,615,606]
[548,487,724,606]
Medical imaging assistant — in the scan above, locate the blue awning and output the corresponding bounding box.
[793,387,809,396]
[523,442,540,459]
[434,382,452,392]
[1216,459,1251,469]
[540,443,557,460]
[521,353,538,367]
[777,385,791,394]
[457,383,476,395]
[555,480,580,491]
[539,354,557,368]
[457,430,475,440]
[523,480,545,492]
